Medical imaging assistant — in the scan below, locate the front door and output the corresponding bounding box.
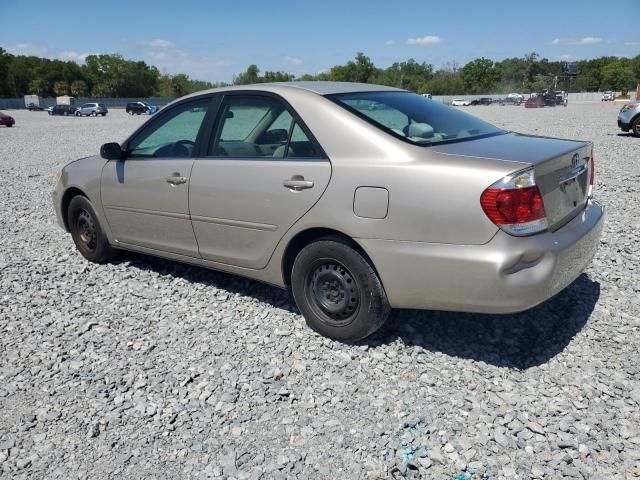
[189,94,331,269]
[101,98,212,256]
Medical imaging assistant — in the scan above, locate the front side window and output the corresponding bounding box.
[328,91,505,146]
[127,99,210,158]
[210,96,320,159]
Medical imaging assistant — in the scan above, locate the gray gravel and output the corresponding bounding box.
[1,104,639,480]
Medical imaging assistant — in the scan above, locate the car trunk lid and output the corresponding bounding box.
[431,132,593,231]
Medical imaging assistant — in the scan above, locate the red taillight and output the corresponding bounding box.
[480,167,548,236]
[481,186,546,224]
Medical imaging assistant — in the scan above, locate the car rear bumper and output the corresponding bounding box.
[358,199,604,313]
[618,119,631,131]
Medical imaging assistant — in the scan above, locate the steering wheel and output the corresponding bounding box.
[173,139,195,157]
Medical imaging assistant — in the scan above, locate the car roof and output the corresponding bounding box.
[182,81,405,101]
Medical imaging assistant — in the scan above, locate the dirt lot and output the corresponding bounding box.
[0,102,639,479]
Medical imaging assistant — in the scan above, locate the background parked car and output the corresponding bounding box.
[27,103,44,111]
[524,95,545,108]
[451,98,471,106]
[495,96,522,106]
[49,105,78,116]
[75,103,108,117]
[0,111,15,127]
[470,97,493,106]
[126,102,157,115]
[618,101,640,136]
[601,91,615,101]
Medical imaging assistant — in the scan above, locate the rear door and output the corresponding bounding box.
[189,93,331,269]
[100,97,213,256]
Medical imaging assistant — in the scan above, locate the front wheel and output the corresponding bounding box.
[67,196,117,263]
[91,111,97,117]
[291,238,390,342]
[632,117,640,138]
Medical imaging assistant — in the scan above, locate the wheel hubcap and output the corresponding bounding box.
[76,209,97,251]
[307,261,359,323]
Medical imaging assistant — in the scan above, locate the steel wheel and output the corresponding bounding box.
[75,209,97,252]
[304,259,361,326]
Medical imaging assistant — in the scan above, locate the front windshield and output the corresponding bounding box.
[328,91,505,146]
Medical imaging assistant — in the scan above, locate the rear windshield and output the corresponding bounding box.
[328,91,505,146]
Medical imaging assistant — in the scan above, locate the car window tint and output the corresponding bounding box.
[329,92,505,146]
[211,96,292,158]
[128,99,210,158]
[287,123,319,158]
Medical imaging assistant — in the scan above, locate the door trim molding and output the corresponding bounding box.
[105,205,190,220]
[190,215,278,232]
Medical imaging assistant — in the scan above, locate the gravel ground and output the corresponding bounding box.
[0,103,639,480]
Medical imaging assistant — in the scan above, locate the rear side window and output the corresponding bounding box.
[209,95,320,159]
[329,91,505,146]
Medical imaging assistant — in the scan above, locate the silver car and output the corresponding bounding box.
[75,102,108,117]
[618,101,640,136]
[53,82,604,342]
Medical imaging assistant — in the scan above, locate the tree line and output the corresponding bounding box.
[1,47,638,99]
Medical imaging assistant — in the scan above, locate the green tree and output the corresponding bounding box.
[330,53,378,83]
[234,64,260,85]
[601,61,635,92]
[53,80,69,96]
[28,78,48,96]
[70,80,89,97]
[0,47,14,97]
[460,57,499,93]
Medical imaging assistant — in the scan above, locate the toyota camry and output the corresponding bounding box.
[53,82,604,342]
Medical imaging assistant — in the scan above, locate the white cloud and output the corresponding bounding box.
[58,51,91,62]
[624,41,639,46]
[284,56,303,66]
[570,36,602,45]
[385,40,396,46]
[4,43,47,56]
[147,39,175,48]
[550,38,561,45]
[558,54,576,60]
[406,35,442,45]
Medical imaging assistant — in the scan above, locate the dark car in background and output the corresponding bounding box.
[27,103,45,111]
[495,96,523,106]
[49,105,78,116]
[0,111,15,127]
[470,97,493,106]
[126,102,158,115]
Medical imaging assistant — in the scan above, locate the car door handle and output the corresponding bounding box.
[283,179,314,191]
[166,173,188,185]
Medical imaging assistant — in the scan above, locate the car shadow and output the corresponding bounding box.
[615,133,636,138]
[113,253,600,370]
[368,273,600,369]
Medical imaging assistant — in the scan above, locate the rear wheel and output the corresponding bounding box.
[291,237,390,342]
[632,116,640,138]
[67,196,117,263]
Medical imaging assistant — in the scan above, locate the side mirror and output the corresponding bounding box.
[100,142,124,160]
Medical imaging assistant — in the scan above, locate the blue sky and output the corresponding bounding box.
[1,0,638,82]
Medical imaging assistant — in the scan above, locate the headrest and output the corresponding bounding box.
[408,123,434,138]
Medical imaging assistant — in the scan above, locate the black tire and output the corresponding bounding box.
[91,111,97,117]
[291,237,390,342]
[632,116,640,138]
[67,196,117,263]
[75,111,81,116]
